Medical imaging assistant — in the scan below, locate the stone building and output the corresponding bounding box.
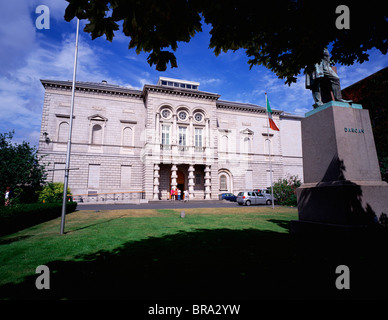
[38,77,303,201]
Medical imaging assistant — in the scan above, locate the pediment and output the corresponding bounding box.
[88,114,108,121]
[240,128,254,135]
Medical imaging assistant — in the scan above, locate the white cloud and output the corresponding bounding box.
[0,1,37,74]
[200,78,221,85]
[293,107,309,116]
[0,29,125,146]
[337,49,388,89]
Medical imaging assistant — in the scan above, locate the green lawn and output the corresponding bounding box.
[0,206,387,300]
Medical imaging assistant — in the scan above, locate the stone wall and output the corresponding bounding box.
[38,79,303,200]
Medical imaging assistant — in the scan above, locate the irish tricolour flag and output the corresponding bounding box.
[266,95,280,131]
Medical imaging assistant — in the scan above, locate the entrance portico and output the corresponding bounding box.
[153,163,212,200]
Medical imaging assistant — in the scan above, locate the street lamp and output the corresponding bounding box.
[60,18,80,235]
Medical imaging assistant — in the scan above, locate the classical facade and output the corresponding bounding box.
[38,77,303,200]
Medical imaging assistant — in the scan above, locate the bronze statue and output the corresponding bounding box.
[306,48,351,108]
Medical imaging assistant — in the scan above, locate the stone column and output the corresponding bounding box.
[205,118,209,148]
[204,165,211,199]
[171,164,178,190]
[188,164,195,198]
[153,164,160,200]
[189,115,194,153]
[172,114,177,154]
[155,113,160,155]
[155,113,160,144]
[172,114,177,144]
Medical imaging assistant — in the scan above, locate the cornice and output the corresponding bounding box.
[40,79,143,99]
[40,79,292,118]
[142,84,221,101]
[217,100,282,115]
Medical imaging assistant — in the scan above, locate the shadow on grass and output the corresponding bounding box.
[1,222,388,300]
[65,215,126,234]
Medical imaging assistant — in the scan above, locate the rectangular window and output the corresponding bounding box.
[88,164,100,188]
[53,163,65,182]
[195,128,203,147]
[162,125,170,145]
[220,175,227,191]
[195,173,201,185]
[120,165,132,188]
[245,170,253,190]
[179,126,187,146]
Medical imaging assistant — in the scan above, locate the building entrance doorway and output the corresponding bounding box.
[177,170,185,199]
[170,170,185,200]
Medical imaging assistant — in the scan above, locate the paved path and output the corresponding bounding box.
[76,200,242,211]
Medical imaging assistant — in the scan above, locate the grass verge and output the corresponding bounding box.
[0,206,387,300]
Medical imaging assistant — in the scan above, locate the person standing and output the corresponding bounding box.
[184,190,189,202]
[4,186,14,206]
[178,188,181,200]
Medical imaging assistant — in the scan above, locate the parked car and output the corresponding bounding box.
[219,193,237,202]
[253,188,277,203]
[236,191,272,206]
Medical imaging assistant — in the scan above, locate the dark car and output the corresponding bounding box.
[219,193,237,202]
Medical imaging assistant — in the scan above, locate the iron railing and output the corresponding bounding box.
[72,191,145,203]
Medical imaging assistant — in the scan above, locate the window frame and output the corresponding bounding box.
[161,124,171,145]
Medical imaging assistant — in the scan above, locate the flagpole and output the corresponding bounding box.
[265,93,275,209]
[60,18,80,235]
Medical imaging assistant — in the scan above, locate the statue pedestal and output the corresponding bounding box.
[291,101,388,234]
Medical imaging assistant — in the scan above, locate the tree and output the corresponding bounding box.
[64,0,388,85]
[272,175,301,206]
[38,183,72,203]
[0,131,47,203]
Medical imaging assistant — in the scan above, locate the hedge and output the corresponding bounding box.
[0,202,77,236]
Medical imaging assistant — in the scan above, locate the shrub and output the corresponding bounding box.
[0,131,47,204]
[272,175,302,206]
[38,182,72,203]
[0,202,77,236]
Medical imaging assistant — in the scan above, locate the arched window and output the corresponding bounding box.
[123,127,133,147]
[243,137,251,153]
[264,137,273,155]
[218,169,233,193]
[91,124,103,145]
[220,135,228,152]
[58,122,69,142]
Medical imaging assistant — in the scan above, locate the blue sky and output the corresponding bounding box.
[1,0,388,147]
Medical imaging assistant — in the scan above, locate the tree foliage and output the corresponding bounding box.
[272,175,302,206]
[0,131,47,203]
[64,0,388,84]
[38,182,72,203]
